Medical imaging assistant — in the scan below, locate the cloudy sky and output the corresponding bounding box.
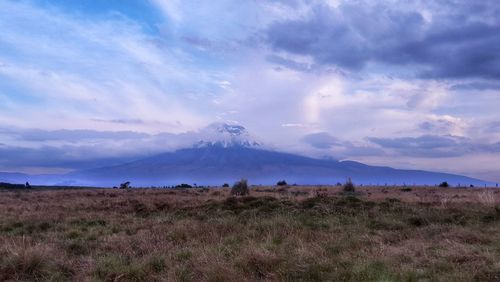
[0,0,499,181]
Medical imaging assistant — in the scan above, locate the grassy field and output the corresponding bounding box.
[0,186,499,281]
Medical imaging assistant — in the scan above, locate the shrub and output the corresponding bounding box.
[0,242,71,281]
[276,180,287,186]
[175,183,193,189]
[147,255,166,273]
[119,182,131,189]
[343,178,355,192]
[231,179,249,196]
[222,183,230,188]
[439,181,449,188]
[65,240,89,256]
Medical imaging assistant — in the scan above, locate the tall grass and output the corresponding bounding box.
[0,186,498,281]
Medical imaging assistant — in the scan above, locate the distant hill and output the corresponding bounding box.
[0,172,30,184]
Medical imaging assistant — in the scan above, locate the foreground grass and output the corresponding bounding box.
[0,187,499,281]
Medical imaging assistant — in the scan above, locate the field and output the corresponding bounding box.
[0,186,499,281]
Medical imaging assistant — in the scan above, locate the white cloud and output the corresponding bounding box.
[0,1,213,133]
[151,0,182,23]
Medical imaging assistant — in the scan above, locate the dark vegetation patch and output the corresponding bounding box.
[407,216,429,227]
[0,182,27,190]
[70,218,106,228]
[0,245,73,281]
[199,196,285,215]
[0,221,54,235]
[93,254,148,281]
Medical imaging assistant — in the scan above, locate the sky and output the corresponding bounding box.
[0,0,499,181]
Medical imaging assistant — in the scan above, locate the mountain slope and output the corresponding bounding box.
[73,144,486,186]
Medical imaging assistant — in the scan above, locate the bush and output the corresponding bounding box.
[0,243,71,281]
[276,180,287,186]
[147,255,166,273]
[231,179,249,196]
[175,184,193,189]
[343,178,355,192]
[438,181,449,188]
[222,183,230,188]
[119,182,130,189]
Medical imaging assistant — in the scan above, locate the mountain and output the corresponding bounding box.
[69,123,488,187]
[71,145,486,186]
[0,123,490,187]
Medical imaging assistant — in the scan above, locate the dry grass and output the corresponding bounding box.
[478,190,497,206]
[0,186,499,281]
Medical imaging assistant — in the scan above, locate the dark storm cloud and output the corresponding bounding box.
[368,135,500,157]
[369,135,463,150]
[487,121,500,132]
[302,132,342,149]
[0,128,149,142]
[302,132,384,156]
[266,1,500,79]
[0,145,140,169]
[418,120,456,133]
[91,118,146,125]
[266,54,313,72]
[267,5,371,70]
[0,128,179,170]
[450,81,500,91]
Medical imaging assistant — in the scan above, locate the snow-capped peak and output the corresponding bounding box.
[211,123,247,136]
[194,122,262,148]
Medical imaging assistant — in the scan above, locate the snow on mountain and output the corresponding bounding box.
[193,122,263,148]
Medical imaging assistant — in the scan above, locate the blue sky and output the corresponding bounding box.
[0,0,500,181]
